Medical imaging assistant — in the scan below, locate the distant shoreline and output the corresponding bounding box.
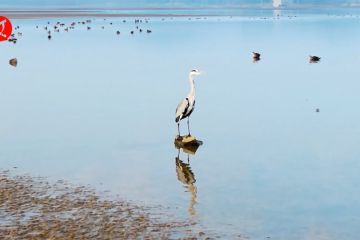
[0,10,220,19]
[2,6,360,19]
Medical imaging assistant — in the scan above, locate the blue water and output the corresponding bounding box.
[1,9,360,239]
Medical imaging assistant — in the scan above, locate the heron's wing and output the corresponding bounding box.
[175,98,189,122]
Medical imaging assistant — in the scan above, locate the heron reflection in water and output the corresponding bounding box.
[175,141,201,216]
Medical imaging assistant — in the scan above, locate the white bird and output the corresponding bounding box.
[175,69,201,136]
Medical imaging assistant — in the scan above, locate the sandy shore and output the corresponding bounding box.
[0,170,209,239]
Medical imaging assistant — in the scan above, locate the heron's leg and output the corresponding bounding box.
[177,122,180,136]
[187,117,191,136]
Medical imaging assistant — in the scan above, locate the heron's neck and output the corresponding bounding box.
[188,74,195,98]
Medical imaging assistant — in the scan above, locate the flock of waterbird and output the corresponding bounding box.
[6,17,153,44]
[6,15,322,65]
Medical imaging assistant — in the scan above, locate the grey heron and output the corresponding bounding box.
[175,69,201,136]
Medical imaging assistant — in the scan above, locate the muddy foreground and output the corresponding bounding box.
[0,170,210,240]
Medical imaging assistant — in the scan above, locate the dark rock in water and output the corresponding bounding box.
[48,35,51,40]
[316,108,320,113]
[9,58,18,67]
[147,30,152,33]
[116,30,120,35]
[174,135,203,154]
[130,31,134,34]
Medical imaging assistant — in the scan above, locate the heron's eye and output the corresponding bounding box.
[191,70,196,72]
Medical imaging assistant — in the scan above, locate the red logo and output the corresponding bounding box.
[0,16,12,41]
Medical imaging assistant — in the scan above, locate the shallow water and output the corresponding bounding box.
[1,9,360,239]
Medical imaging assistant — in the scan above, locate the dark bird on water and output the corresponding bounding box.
[253,52,260,62]
[309,55,321,63]
[252,52,261,58]
[252,52,261,62]
[175,69,202,136]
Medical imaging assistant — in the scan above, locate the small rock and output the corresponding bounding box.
[9,58,18,67]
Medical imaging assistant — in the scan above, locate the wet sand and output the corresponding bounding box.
[0,170,208,239]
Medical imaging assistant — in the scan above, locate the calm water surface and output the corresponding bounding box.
[1,9,360,239]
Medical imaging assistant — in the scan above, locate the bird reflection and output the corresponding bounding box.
[176,153,197,216]
[174,140,202,216]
